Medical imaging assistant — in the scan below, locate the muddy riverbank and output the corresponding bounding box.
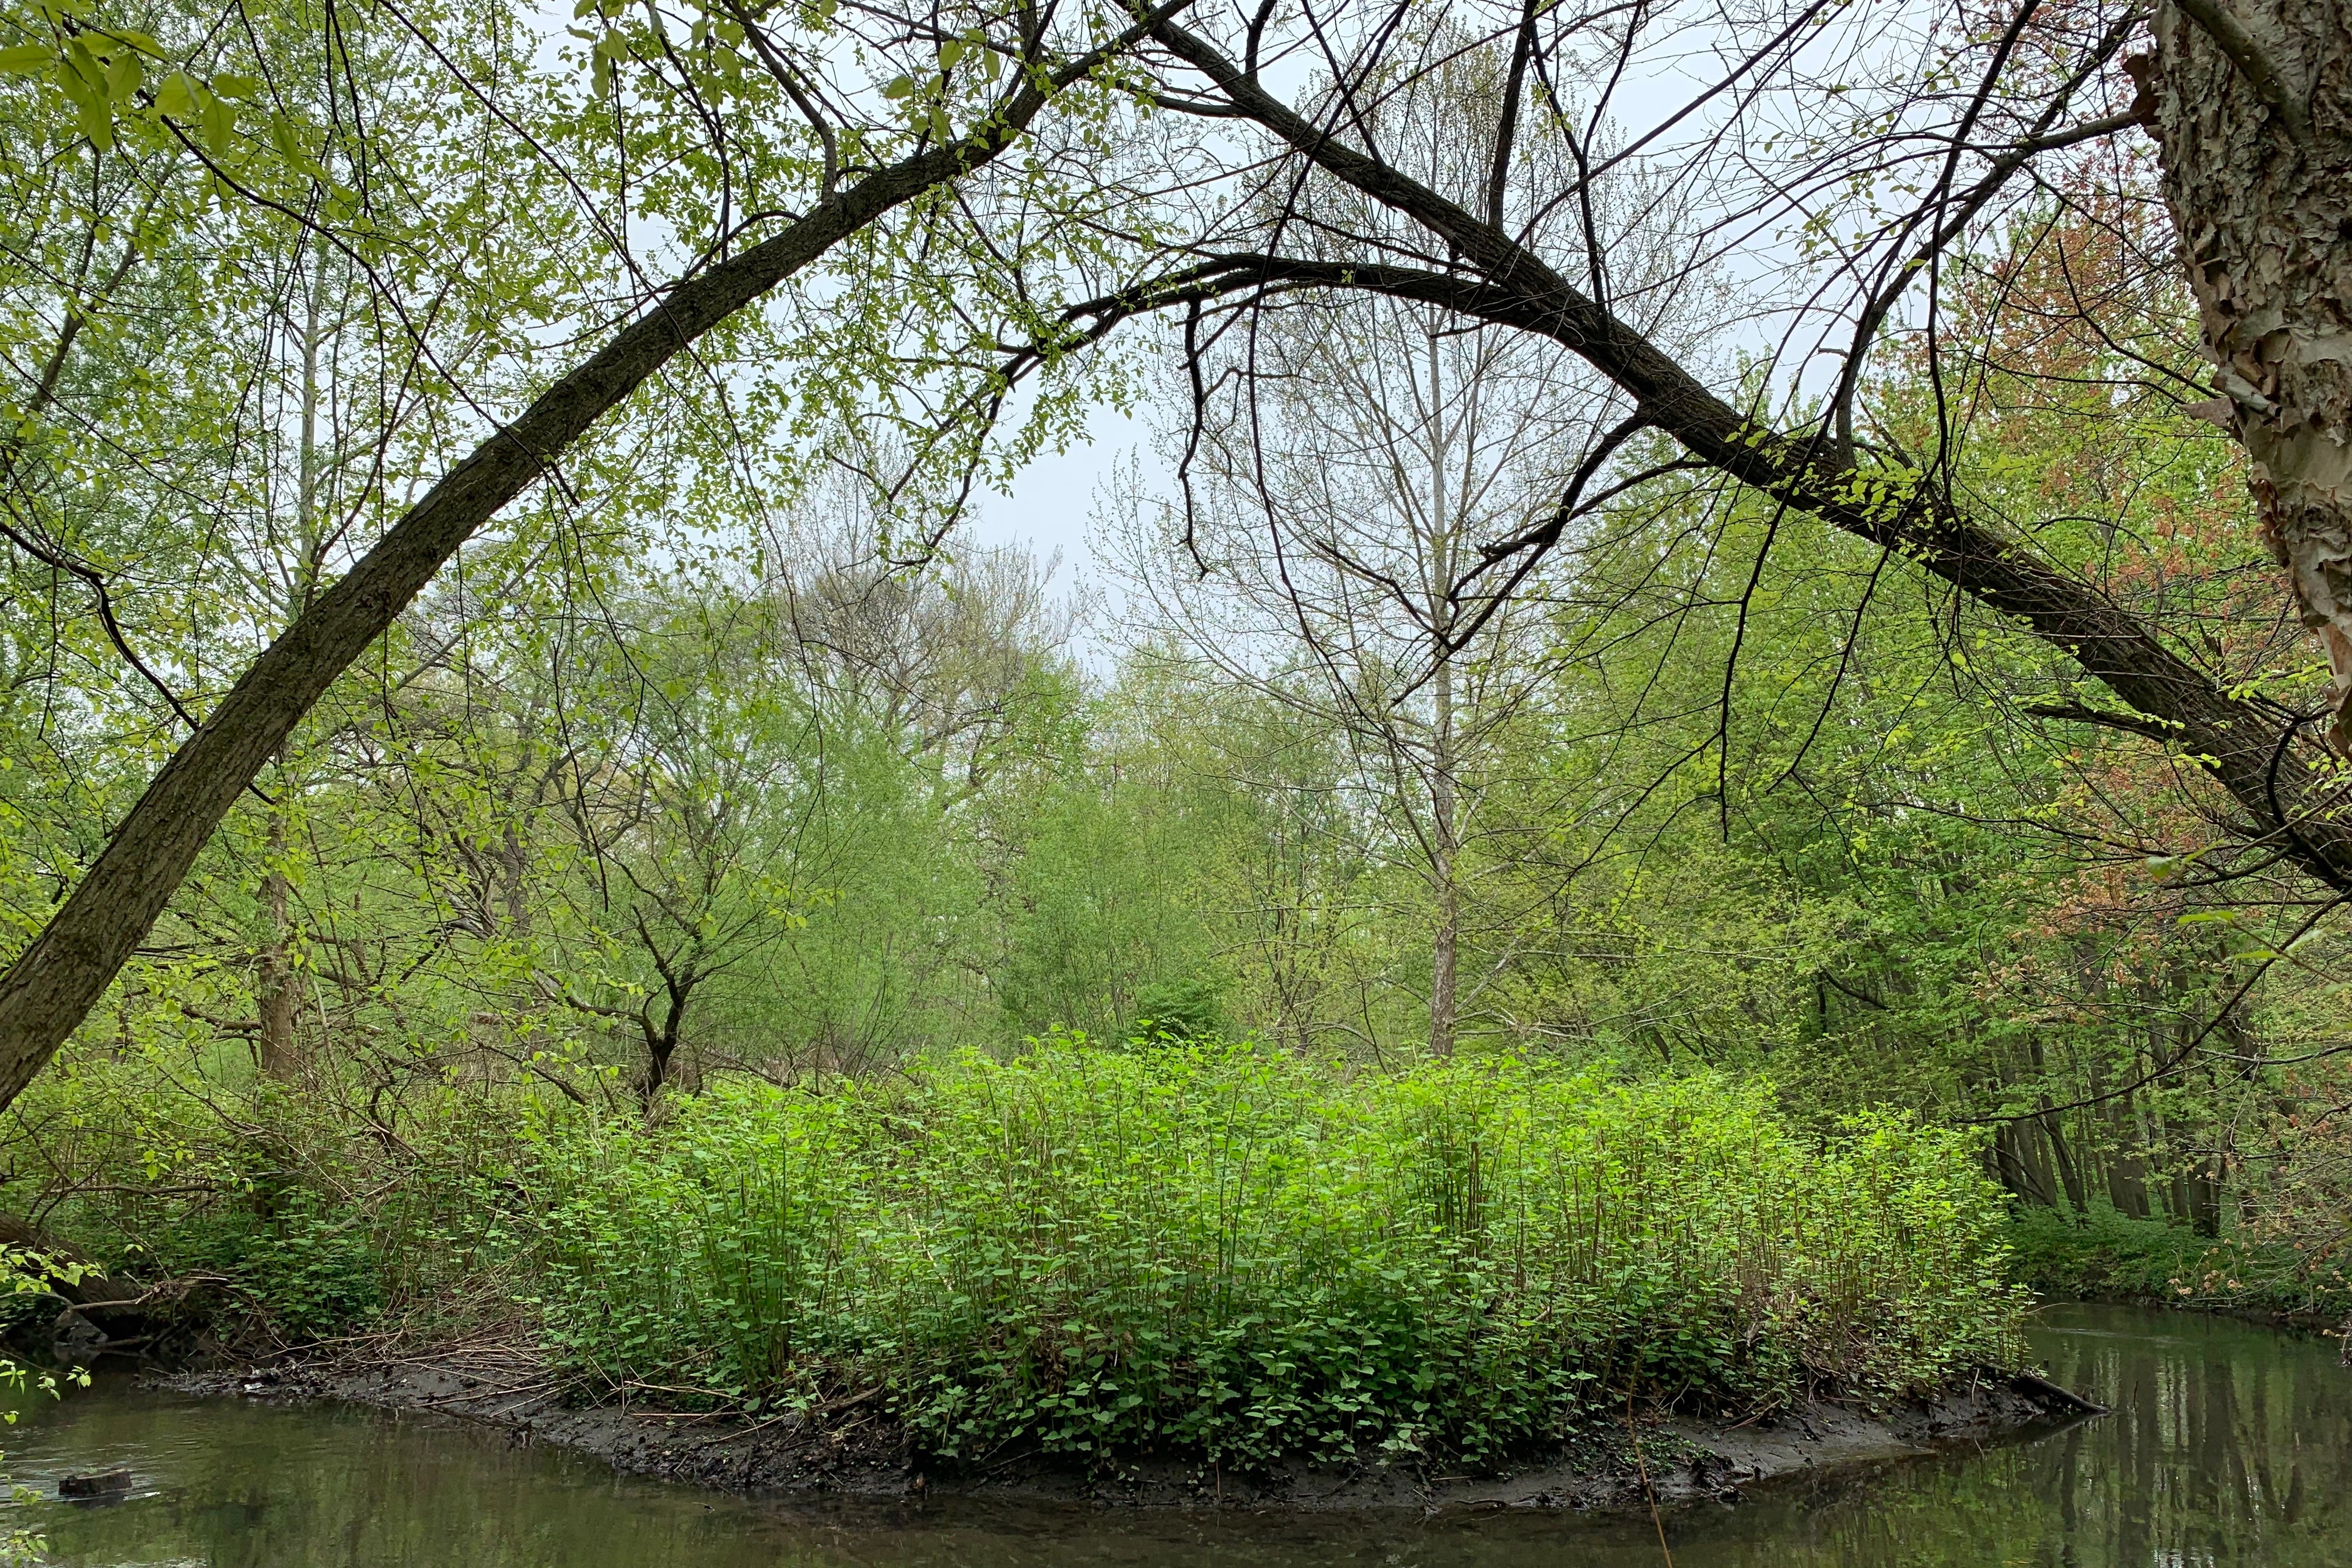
[8,1306,2338,1566]
[159,1348,2087,1513]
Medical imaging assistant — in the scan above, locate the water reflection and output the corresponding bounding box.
[1,1304,2344,1566]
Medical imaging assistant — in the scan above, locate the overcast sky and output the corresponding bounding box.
[957,398,1153,668]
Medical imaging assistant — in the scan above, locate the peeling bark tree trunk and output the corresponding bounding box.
[2152,0,2352,742]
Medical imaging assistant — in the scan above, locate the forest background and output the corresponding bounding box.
[0,0,2347,1446]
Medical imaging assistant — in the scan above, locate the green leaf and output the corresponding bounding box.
[268,111,304,167]
[58,35,102,91]
[102,50,140,103]
[152,69,199,120]
[198,92,235,153]
[0,44,54,74]
[75,92,112,150]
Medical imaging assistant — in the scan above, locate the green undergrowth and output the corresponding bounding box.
[520,1048,2022,1467]
[18,1044,2023,1472]
[2007,1206,2352,1321]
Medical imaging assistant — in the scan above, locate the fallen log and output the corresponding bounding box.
[2006,1366,2108,1416]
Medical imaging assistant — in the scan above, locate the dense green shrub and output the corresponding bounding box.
[10,1042,2022,1469]
[1128,977,1227,1044]
[520,1045,2023,1468]
[10,1053,532,1345]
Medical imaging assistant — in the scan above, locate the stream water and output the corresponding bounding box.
[0,1303,2342,1566]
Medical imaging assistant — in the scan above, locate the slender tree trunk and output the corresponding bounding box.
[2040,1097,2090,1215]
[2152,1104,2195,1224]
[256,239,331,1083]
[1422,318,1460,1058]
[2109,1155,2154,1220]
[2188,1155,2224,1238]
[2026,1037,2088,1214]
[2020,1121,2061,1209]
[295,228,330,603]
[2133,1070,2167,1219]
[2151,1,2352,740]
[2108,1083,2154,1219]
[1429,652,1458,1058]
[1993,1120,2045,1206]
[0,78,1085,1110]
[256,803,299,1080]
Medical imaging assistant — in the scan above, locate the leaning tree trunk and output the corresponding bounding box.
[2151,0,2352,741]
[0,46,1110,1112]
[1149,16,2352,889]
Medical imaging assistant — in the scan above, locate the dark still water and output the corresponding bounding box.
[1,1304,2343,1566]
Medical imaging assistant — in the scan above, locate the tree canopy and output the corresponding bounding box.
[0,0,2347,1282]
